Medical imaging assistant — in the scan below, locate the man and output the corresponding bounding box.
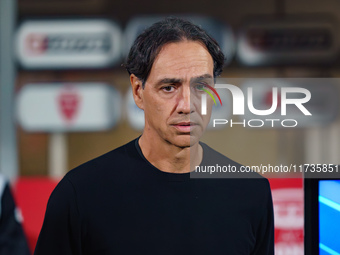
[34,17,274,255]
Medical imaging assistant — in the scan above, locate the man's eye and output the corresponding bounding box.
[162,86,175,92]
[196,83,207,90]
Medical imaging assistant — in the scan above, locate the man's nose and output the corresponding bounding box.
[177,86,194,114]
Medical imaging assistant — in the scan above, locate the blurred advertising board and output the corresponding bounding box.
[16,83,121,132]
[237,17,338,66]
[16,19,122,69]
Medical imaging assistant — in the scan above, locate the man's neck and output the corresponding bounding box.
[138,134,202,173]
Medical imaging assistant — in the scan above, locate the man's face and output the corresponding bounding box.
[137,40,214,148]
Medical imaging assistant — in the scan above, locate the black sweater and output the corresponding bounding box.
[34,138,274,255]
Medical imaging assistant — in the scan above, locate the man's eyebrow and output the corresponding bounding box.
[190,74,213,82]
[155,78,182,86]
[155,74,213,86]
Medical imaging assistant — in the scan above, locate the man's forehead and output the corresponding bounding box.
[150,41,214,81]
[154,41,212,64]
[158,41,210,57]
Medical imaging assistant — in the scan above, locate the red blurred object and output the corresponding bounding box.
[58,85,81,123]
[12,177,59,253]
[269,178,304,255]
[25,34,48,56]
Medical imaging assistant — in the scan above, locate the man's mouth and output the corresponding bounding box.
[171,122,197,132]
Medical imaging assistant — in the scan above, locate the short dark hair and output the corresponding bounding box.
[125,17,225,87]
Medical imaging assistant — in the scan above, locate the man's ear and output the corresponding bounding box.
[130,74,144,110]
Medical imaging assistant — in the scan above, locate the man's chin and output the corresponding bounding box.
[172,134,200,148]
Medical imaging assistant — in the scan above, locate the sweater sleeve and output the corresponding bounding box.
[34,177,82,255]
[251,179,275,255]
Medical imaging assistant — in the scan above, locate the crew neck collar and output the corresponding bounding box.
[134,136,202,181]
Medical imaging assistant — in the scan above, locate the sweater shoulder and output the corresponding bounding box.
[65,138,140,183]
